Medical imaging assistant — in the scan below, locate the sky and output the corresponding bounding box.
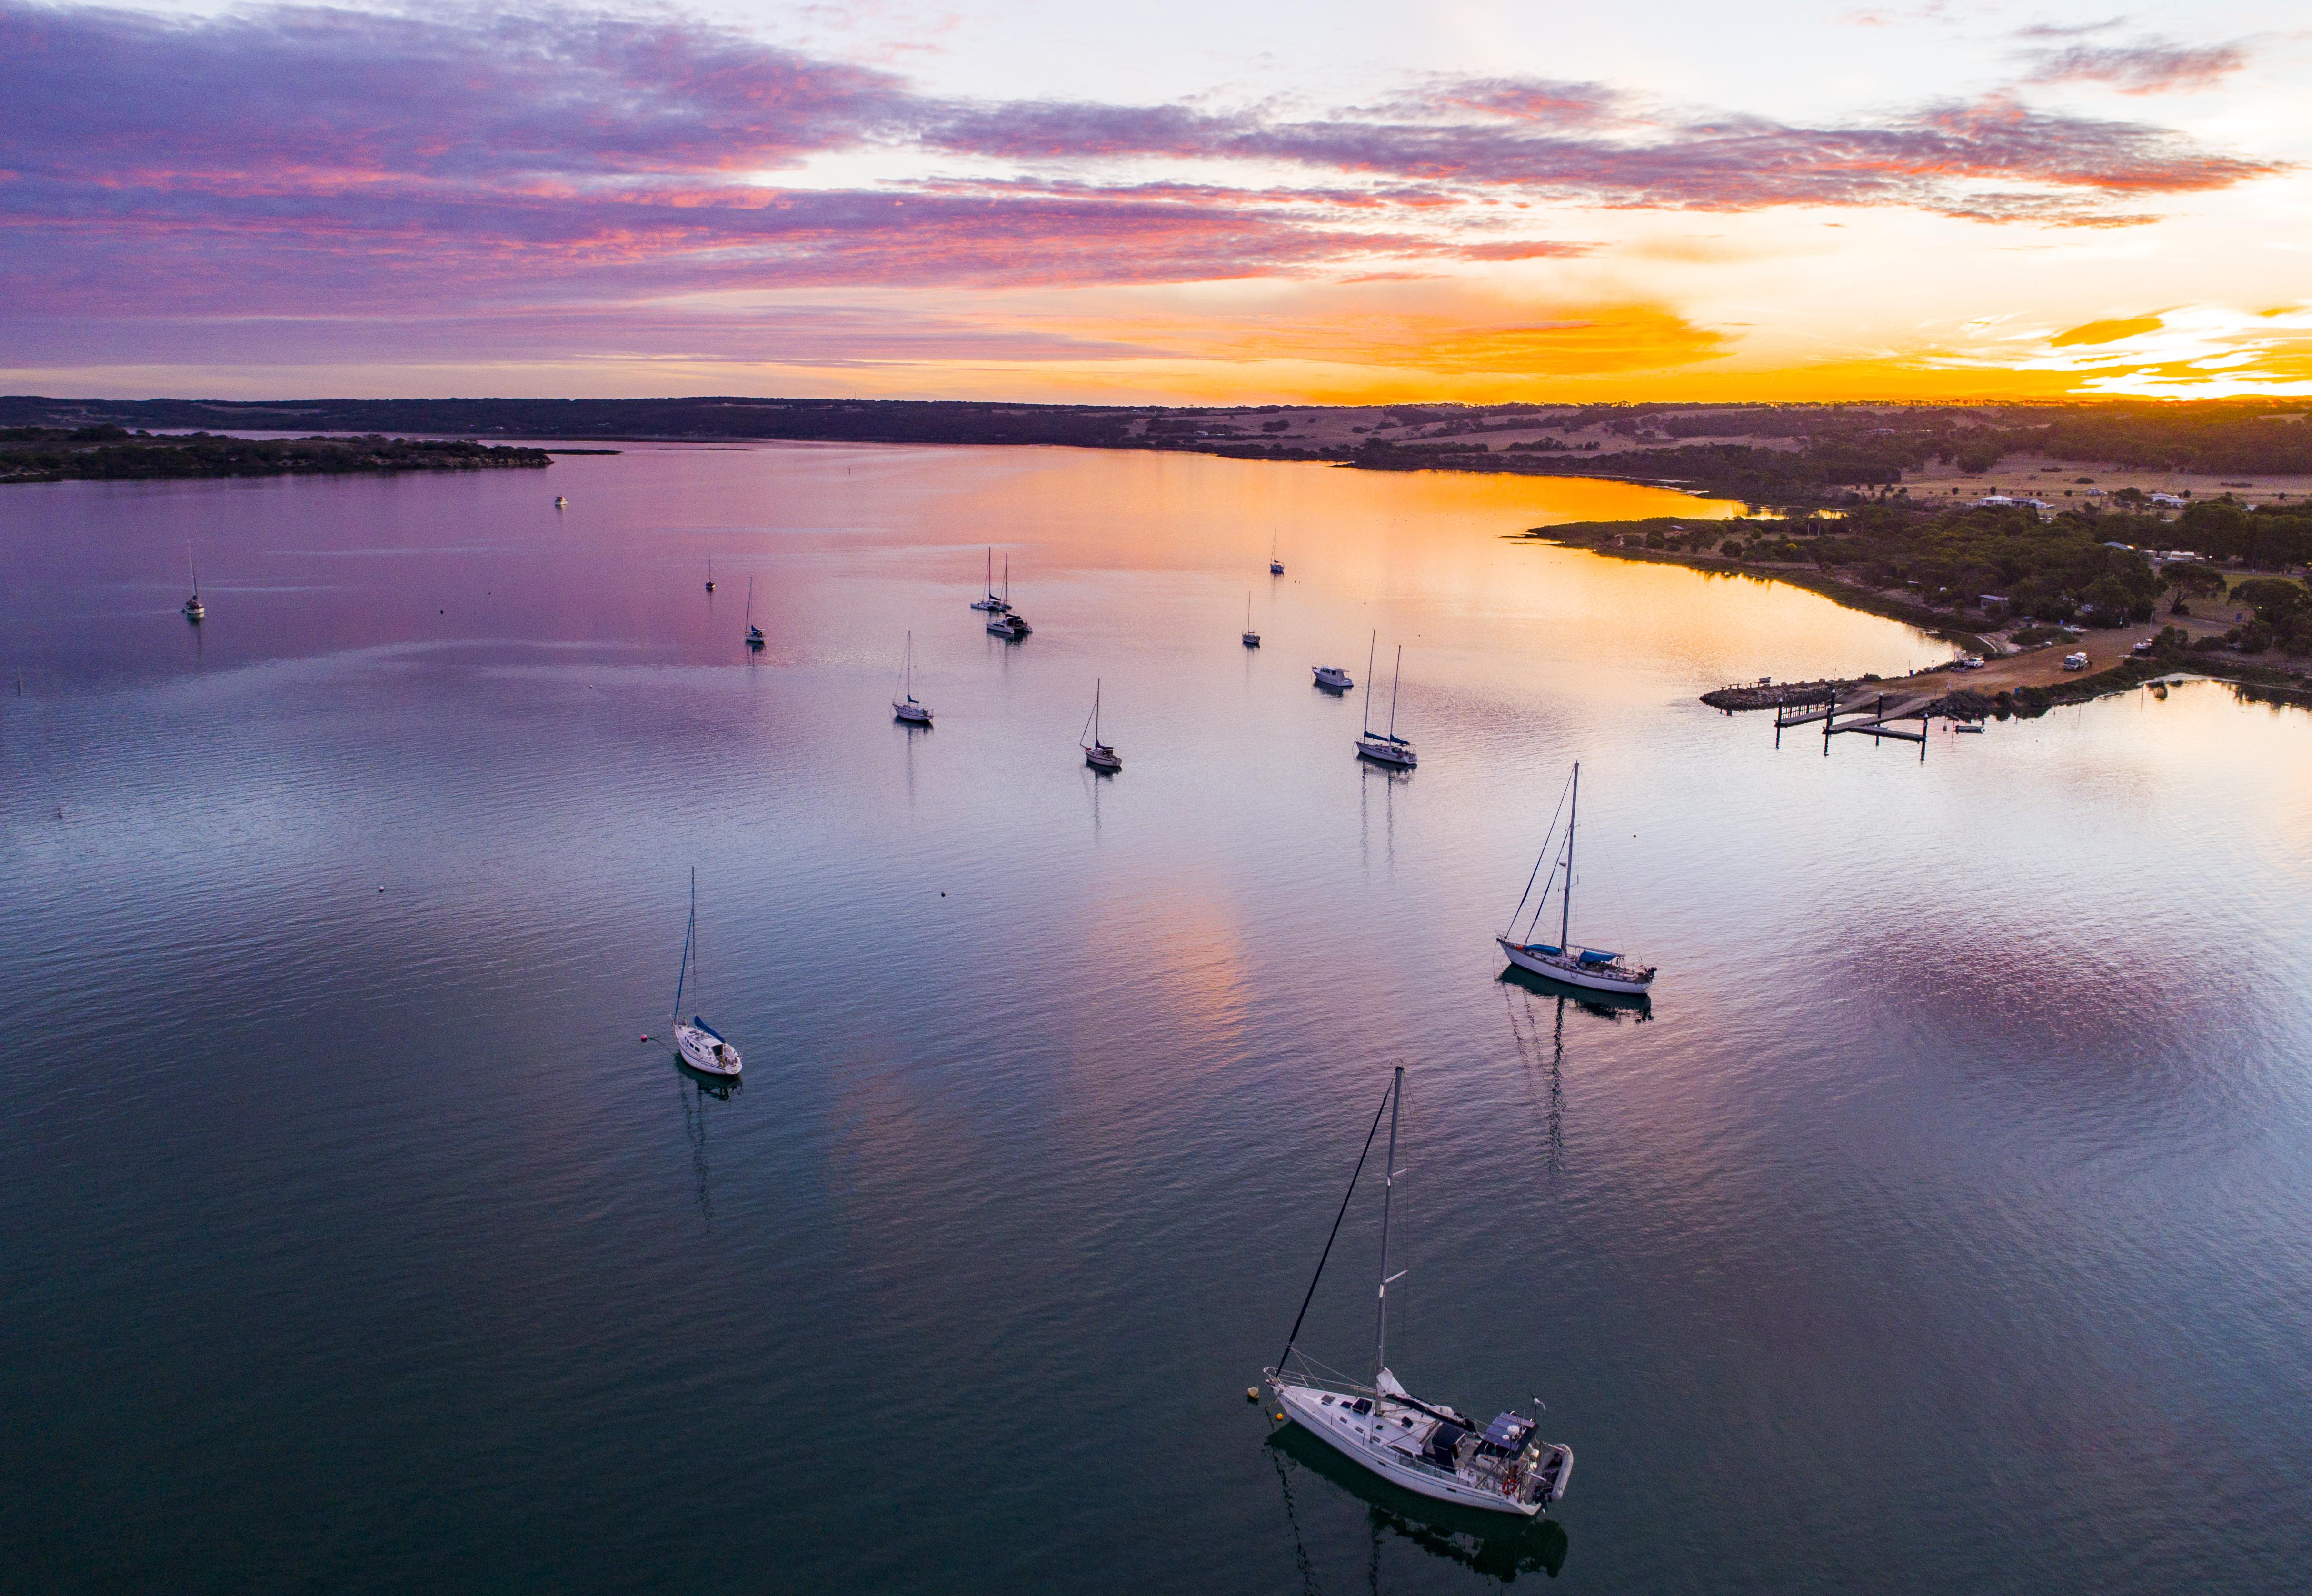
[4,0,2310,403]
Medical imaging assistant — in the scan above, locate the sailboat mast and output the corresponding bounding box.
[1362,631,1377,736]
[1387,646,1402,739]
[188,542,199,597]
[1375,1066,1404,1379]
[673,867,696,1027]
[1094,678,1101,743]
[1560,763,1579,950]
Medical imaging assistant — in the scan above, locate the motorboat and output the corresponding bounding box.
[1496,762,1656,995]
[1313,665,1352,692]
[668,868,741,1077]
[182,542,205,622]
[892,631,932,724]
[970,548,1009,611]
[1355,635,1416,768]
[1082,680,1122,772]
[1264,1068,1573,1518]
[1243,594,1260,649]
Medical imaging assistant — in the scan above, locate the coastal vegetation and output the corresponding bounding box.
[0,427,553,484]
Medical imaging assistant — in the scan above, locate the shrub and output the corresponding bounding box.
[1720,539,1744,558]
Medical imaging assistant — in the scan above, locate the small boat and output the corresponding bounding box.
[892,631,932,724]
[1265,1067,1573,1517]
[669,868,741,1077]
[705,557,715,594]
[1496,763,1655,995]
[1270,533,1285,577]
[182,542,205,622]
[970,548,1008,612]
[1954,723,1985,734]
[1356,635,1416,768]
[1313,664,1352,692]
[555,495,567,507]
[744,577,765,650]
[1081,680,1122,772]
[1243,594,1261,649]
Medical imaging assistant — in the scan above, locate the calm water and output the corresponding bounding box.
[4,445,2310,1595]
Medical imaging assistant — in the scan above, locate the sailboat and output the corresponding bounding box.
[892,631,932,724]
[670,868,742,1077]
[1242,594,1261,649]
[705,557,715,594]
[1270,534,1285,577]
[1081,679,1122,772]
[987,555,1032,638]
[1263,1067,1573,1517]
[1496,763,1656,994]
[1356,636,1416,768]
[182,542,205,622]
[744,577,765,651]
[970,548,1008,612]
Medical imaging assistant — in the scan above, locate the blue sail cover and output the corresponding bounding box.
[1483,1412,1533,1449]
[1577,949,1620,965]
[1522,943,1562,957]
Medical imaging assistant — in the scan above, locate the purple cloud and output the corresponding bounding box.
[2022,38,2250,94]
[0,0,2289,362]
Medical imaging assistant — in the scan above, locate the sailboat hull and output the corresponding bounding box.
[894,701,932,724]
[1357,736,1416,768]
[1496,937,1653,993]
[675,1023,742,1077]
[1266,1379,1554,1517]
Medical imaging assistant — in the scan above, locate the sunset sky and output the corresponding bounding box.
[5,0,2309,403]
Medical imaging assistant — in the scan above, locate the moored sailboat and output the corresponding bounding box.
[743,577,765,650]
[892,631,931,724]
[987,554,1032,637]
[1496,763,1655,994]
[1081,679,1121,772]
[670,868,741,1077]
[182,542,205,622]
[1263,1068,1573,1517]
[1356,636,1416,768]
[1270,534,1285,576]
[1243,594,1261,649]
[970,548,1008,611]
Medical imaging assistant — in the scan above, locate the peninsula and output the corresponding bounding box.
[0,427,555,485]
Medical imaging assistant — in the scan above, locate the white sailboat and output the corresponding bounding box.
[1081,679,1122,772]
[1356,635,1416,768]
[182,542,205,622]
[987,557,1033,638]
[892,631,932,724]
[670,868,742,1077]
[1243,594,1261,649]
[743,577,765,650]
[1496,763,1655,995]
[1264,1068,1573,1517]
[970,548,1008,611]
[1270,534,1285,576]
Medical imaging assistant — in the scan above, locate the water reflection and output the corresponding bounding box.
[1268,1423,1571,1586]
[674,1057,739,1221]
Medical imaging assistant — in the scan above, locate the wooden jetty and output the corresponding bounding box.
[1776,688,1930,759]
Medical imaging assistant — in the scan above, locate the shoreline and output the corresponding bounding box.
[1523,530,2312,718]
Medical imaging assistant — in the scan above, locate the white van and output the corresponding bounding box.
[2062,651,2089,672]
